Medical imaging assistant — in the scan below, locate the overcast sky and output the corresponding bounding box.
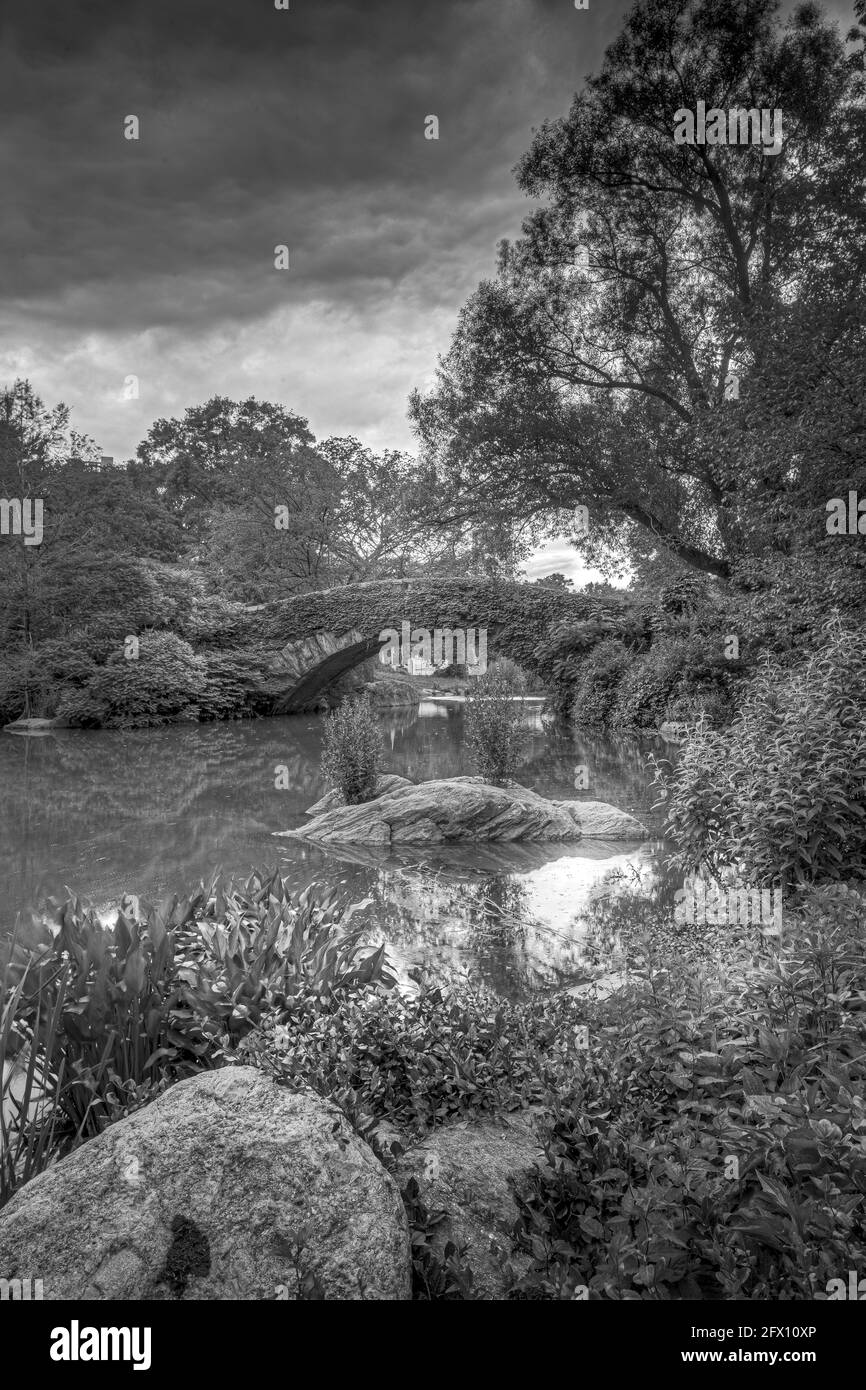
[0,0,854,584]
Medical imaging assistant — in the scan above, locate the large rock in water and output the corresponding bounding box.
[0,1068,411,1301]
[277,776,648,845]
[3,717,65,735]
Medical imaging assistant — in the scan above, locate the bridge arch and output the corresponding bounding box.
[244,577,613,713]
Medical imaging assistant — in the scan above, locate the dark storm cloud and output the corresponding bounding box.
[0,0,616,462]
[2,0,618,325]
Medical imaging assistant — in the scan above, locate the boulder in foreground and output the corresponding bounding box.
[0,1067,411,1301]
[397,1116,546,1300]
[277,776,649,845]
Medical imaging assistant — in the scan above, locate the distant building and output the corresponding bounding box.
[407,655,436,676]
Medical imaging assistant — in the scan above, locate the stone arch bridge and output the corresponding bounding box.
[242,577,616,714]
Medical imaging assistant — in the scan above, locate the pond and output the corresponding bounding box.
[0,702,678,998]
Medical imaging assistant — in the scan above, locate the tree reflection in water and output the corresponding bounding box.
[302,838,673,1000]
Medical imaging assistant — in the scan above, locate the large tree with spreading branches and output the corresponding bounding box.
[410,0,866,584]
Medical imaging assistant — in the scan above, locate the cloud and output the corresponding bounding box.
[1,0,629,454]
[520,540,624,590]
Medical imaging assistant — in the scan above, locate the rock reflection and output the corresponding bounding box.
[1,705,676,998]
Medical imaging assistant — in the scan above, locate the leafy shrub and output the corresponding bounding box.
[195,649,259,721]
[664,685,732,726]
[488,655,529,688]
[507,884,866,1300]
[531,618,627,719]
[611,639,686,729]
[61,632,207,728]
[320,695,382,804]
[166,578,249,648]
[659,620,866,886]
[240,882,866,1301]
[54,685,111,728]
[242,973,575,1143]
[533,577,747,728]
[402,1177,478,1299]
[571,637,631,726]
[0,635,110,722]
[464,666,526,785]
[34,635,109,688]
[39,551,169,639]
[612,636,734,730]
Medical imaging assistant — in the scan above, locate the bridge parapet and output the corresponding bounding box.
[244,577,617,713]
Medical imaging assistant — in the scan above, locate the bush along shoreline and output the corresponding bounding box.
[2,868,866,1300]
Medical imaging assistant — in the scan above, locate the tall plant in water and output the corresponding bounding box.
[320,695,382,804]
[464,665,525,786]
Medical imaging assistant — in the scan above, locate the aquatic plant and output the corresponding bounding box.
[464,666,526,785]
[320,695,382,804]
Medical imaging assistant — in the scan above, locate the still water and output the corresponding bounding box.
[0,702,676,997]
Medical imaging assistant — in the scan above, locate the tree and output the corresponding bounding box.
[133,399,472,600]
[314,436,522,584]
[409,0,865,583]
[314,436,424,582]
[132,396,318,532]
[534,572,575,591]
[0,381,184,678]
[133,396,348,598]
[0,381,93,650]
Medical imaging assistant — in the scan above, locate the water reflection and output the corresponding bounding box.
[320,838,671,997]
[0,702,676,998]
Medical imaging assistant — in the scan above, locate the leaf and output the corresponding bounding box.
[123,949,146,995]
